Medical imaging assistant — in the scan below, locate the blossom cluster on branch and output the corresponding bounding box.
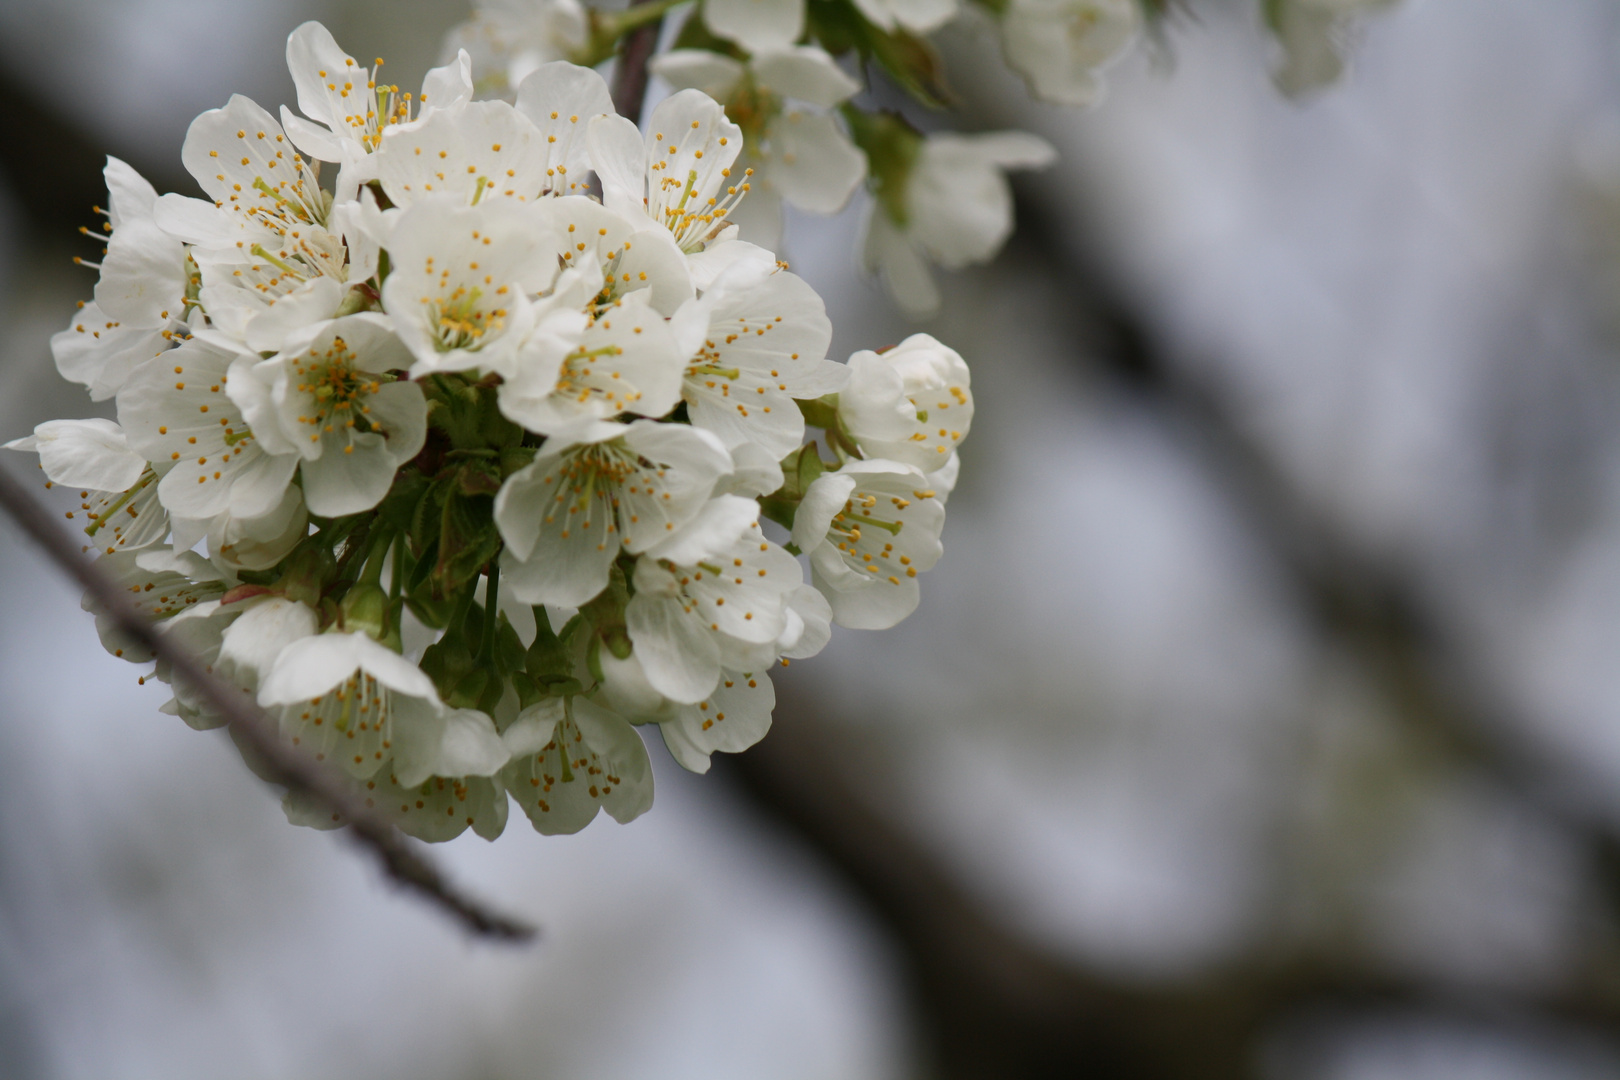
[7,22,975,842]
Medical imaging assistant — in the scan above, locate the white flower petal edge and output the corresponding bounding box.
[495,421,735,606]
[702,0,805,54]
[1002,0,1138,108]
[655,667,775,774]
[793,459,946,630]
[839,333,972,472]
[4,418,145,493]
[118,338,301,523]
[259,631,447,781]
[500,696,653,834]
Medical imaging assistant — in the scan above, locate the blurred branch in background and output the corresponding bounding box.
[724,189,1620,1076]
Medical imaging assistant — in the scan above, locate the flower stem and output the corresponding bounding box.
[481,561,501,664]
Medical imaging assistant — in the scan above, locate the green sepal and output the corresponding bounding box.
[760,441,829,530]
[671,13,747,56]
[842,107,923,225]
[339,581,390,641]
[525,606,581,694]
[578,563,634,662]
[796,395,840,432]
[434,487,501,597]
[375,468,430,534]
[808,0,952,109]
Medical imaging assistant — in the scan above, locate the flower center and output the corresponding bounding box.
[291,336,387,448]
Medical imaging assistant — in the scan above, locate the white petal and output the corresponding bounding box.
[514,61,617,198]
[503,699,565,757]
[94,218,187,327]
[12,418,145,491]
[396,707,508,788]
[862,206,940,317]
[647,50,747,101]
[811,542,922,629]
[657,668,774,773]
[703,0,805,52]
[646,494,760,564]
[626,587,723,703]
[751,47,861,107]
[420,48,474,113]
[586,114,649,220]
[764,112,867,215]
[684,238,776,292]
[102,156,159,229]
[781,584,832,658]
[791,471,856,551]
[206,484,309,572]
[217,597,320,695]
[242,276,346,354]
[571,698,654,823]
[50,301,170,401]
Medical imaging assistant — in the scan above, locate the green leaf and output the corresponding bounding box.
[808,0,952,109]
[434,490,502,597]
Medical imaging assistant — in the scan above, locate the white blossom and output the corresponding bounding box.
[380,196,561,377]
[495,421,735,606]
[1002,0,1137,107]
[282,21,473,200]
[244,314,427,516]
[838,332,972,471]
[589,90,775,289]
[495,261,688,442]
[258,631,449,781]
[117,337,301,523]
[153,94,358,352]
[442,0,590,100]
[792,459,945,629]
[627,498,803,702]
[54,159,190,401]
[863,130,1055,317]
[681,262,848,459]
[650,47,866,246]
[501,696,653,834]
[15,17,981,847]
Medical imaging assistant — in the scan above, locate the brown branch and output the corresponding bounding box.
[610,0,665,124]
[735,683,1620,1080]
[0,463,536,943]
[725,198,1620,1074]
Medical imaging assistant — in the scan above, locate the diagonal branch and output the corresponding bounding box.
[0,463,536,943]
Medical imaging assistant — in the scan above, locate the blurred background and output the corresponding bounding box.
[4,0,1620,1076]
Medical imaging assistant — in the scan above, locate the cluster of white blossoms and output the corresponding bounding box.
[443,0,1142,316]
[7,22,977,843]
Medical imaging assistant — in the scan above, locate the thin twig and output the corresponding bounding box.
[610,0,665,124]
[0,463,536,943]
